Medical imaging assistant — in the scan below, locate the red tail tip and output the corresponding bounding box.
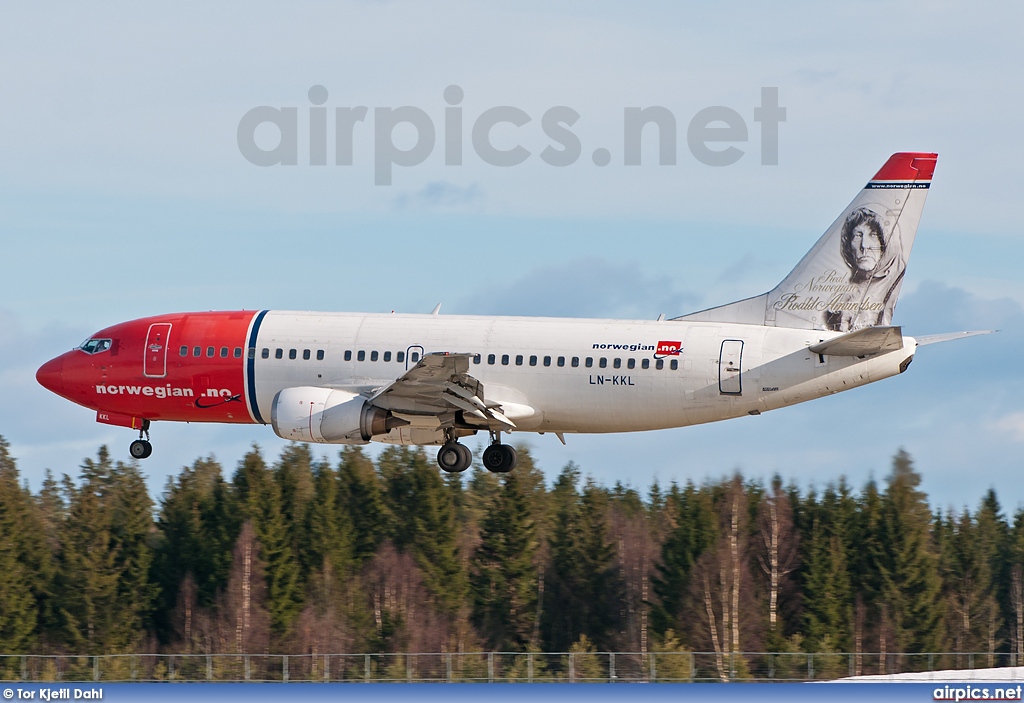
[871,152,938,182]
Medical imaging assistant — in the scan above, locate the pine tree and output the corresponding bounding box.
[55,448,123,653]
[652,481,717,635]
[878,450,945,654]
[337,447,388,561]
[470,471,538,650]
[1009,509,1024,664]
[108,459,157,645]
[389,448,466,617]
[153,456,239,643]
[0,437,38,653]
[274,443,316,586]
[802,519,852,651]
[975,490,1009,663]
[939,507,996,655]
[234,446,302,639]
[542,465,621,651]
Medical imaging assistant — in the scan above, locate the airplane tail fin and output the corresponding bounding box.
[676,152,937,331]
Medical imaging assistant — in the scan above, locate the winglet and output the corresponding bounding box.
[431,303,442,315]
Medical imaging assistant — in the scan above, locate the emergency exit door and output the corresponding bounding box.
[719,340,743,395]
[144,323,172,378]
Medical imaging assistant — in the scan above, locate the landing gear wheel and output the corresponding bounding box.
[130,439,153,460]
[437,442,472,473]
[482,443,517,473]
[455,443,473,471]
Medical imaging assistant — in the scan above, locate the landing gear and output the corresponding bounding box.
[482,431,517,473]
[129,420,153,460]
[437,442,473,473]
[130,440,153,460]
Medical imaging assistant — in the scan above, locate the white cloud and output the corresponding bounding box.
[995,413,1024,443]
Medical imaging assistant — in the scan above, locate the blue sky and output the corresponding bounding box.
[1,2,1022,511]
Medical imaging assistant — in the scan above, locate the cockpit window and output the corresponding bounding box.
[79,338,112,355]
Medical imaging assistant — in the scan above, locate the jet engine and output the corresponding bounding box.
[271,386,406,443]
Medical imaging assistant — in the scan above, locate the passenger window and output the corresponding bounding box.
[248,348,255,359]
[179,346,188,357]
[472,354,480,364]
[261,348,270,359]
[234,348,243,358]
[571,357,579,368]
[370,351,378,362]
[613,358,621,369]
[488,354,496,365]
[397,351,405,363]
[411,352,420,362]
[193,346,201,357]
[289,349,297,360]
[515,355,524,366]
[642,358,650,369]
[317,350,325,361]
[585,357,593,368]
[543,356,551,367]
[599,358,607,368]
[384,351,392,362]
[557,356,565,367]
[344,350,352,361]
[275,349,283,359]
[207,347,215,358]
[670,359,679,370]
[220,347,228,358]
[357,350,365,361]
[627,358,636,369]
[656,359,664,370]
[501,354,510,366]
[529,355,537,366]
[303,349,311,360]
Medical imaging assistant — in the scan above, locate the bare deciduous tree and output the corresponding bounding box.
[754,485,799,633]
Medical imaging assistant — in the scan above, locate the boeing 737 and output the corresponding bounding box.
[36,152,990,474]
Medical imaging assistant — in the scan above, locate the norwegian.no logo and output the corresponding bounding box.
[590,341,682,359]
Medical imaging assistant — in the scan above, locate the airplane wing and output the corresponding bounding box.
[367,352,517,428]
[808,326,904,357]
[914,330,997,346]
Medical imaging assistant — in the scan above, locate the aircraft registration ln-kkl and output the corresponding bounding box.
[37,153,992,474]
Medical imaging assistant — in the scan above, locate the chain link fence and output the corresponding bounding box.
[1,651,1022,682]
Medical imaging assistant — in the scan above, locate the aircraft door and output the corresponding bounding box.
[144,323,172,378]
[719,340,743,395]
[405,345,424,370]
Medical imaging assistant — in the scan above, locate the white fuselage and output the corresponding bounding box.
[249,311,916,442]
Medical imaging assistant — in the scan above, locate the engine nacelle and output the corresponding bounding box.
[271,386,398,444]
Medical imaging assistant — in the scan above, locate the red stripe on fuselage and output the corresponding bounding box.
[60,311,258,424]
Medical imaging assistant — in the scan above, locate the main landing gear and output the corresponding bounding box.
[436,430,518,474]
[436,441,473,473]
[129,419,153,460]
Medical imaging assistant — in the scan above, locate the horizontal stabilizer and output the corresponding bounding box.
[915,330,997,346]
[809,326,903,357]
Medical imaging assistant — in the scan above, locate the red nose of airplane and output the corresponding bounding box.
[37,355,65,396]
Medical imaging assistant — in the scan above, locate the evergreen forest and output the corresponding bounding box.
[1,435,1022,669]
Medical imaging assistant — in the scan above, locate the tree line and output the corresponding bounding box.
[1,435,1022,670]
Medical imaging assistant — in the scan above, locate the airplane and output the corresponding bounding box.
[36,152,992,474]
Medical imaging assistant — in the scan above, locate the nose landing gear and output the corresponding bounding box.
[129,419,153,460]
